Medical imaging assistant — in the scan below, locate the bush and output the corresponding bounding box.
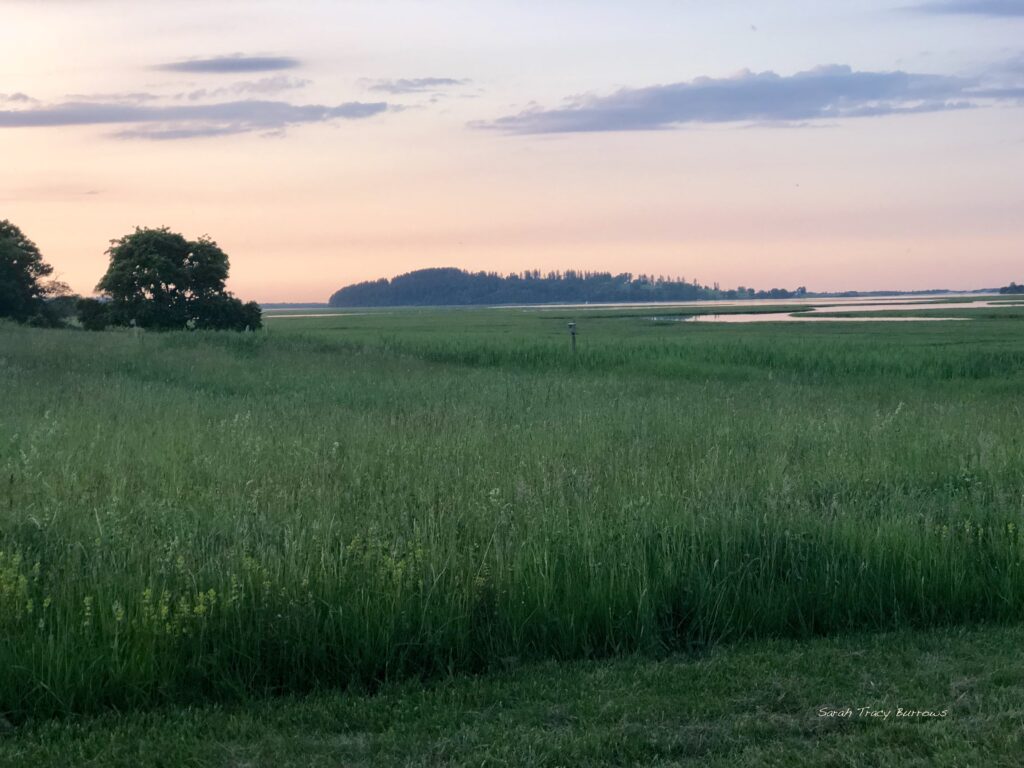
[77,298,111,331]
[191,296,263,331]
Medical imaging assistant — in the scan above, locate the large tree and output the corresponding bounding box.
[0,219,56,323]
[96,227,261,331]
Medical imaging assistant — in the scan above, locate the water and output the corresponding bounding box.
[264,312,375,320]
[514,294,997,311]
[262,296,1023,322]
[675,299,1022,324]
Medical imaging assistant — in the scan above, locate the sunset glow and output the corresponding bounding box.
[3,0,1023,301]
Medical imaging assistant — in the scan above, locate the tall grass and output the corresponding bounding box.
[1,313,1023,719]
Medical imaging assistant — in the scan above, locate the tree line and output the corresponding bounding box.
[330,267,808,307]
[0,220,261,331]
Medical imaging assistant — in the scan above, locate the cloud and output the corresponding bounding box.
[363,77,470,94]
[0,92,36,104]
[53,78,312,109]
[158,54,301,74]
[977,86,1024,98]
[0,184,102,203]
[64,92,162,104]
[478,64,1016,134]
[992,53,1024,74]
[0,99,390,139]
[182,75,311,101]
[912,0,1024,15]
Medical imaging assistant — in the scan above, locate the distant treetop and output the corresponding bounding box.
[328,267,804,307]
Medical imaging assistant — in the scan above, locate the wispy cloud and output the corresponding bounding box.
[478,64,1017,134]
[0,184,102,203]
[0,99,390,140]
[182,76,311,101]
[993,53,1024,74]
[28,80,311,110]
[0,92,36,104]
[158,54,301,74]
[64,91,162,104]
[363,77,470,94]
[911,0,1024,15]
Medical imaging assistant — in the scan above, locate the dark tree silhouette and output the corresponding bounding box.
[329,267,801,307]
[0,219,57,323]
[76,298,110,331]
[95,227,262,331]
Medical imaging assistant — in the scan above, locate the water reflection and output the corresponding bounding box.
[671,299,1023,324]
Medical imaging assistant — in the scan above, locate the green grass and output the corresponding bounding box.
[1,308,1024,724]
[4,624,1024,767]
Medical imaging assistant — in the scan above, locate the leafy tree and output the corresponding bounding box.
[32,283,79,327]
[95,227,261,330]
[0,220,56,323]
[329,267,803,308]
[77,298,111,331]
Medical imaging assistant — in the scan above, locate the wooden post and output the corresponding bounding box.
[568,322,577,354]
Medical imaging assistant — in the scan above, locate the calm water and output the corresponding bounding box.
[516,294,996,311]
[679,314,958,324]
[677,299,1022,324]
[264,312,375,319]
[263,296,1023,323]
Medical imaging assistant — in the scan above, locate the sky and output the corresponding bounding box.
[2,0,1023,301]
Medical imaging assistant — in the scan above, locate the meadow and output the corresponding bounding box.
[2,303,1024,723]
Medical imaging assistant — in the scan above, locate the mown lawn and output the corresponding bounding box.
[3,624,1022,767]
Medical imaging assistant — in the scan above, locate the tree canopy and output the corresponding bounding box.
[0,219,57,323]
[329,267,805,307]
[95,227,261,331]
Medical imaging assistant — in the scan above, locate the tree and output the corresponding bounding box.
[34,282,79,327]
[95,227,261,330]
[0,219,56,323]
[77,298,111,331]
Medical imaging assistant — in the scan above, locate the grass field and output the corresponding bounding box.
[4,624,1024,767]
[2,304,1024,758]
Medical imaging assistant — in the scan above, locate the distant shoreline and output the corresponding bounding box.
[262,289,1000,311]
[262,292,1009,316]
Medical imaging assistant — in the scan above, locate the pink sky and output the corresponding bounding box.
[2,1,1023,301]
